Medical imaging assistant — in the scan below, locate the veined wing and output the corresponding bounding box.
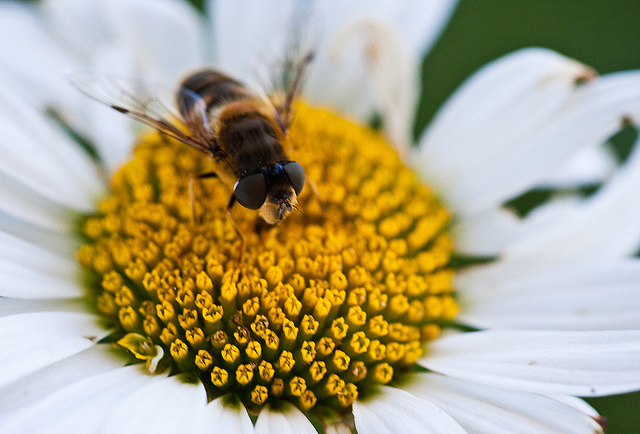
[68,72,217,156]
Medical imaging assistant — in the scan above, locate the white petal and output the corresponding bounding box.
[404,373,605,434]
[40,0,108,61]
[421,329,640,397]
[0,363,154,434]
[352,385,466,434]
[451,207,523,255]
[0,261,83,299]
[0,212,79,257]
[0,2,81,109]
[0,311,108,388]
[210,0,294,77]
[211,0,455,129]
[79,44,139,171]
[197,395,254,433]
[103,373,214,434]
[506,131,640,264]
[254,401,317,434]
[0,229,76,274]
[0,80,105,212]
[458,259,640,330]
[0,229,82,299]
[418,48,590,206]
[102,0,205,83]
[0,167,76,231]
[539,145,618,188]
[316,18,419,152]
[211,0,456,76]
[313,0,457,57]
[513,194,584,239]
[325,422,352,434]
[0,298,84,318]
[0,344,127,417]
[550,395,601,418]
[419,49,639,213]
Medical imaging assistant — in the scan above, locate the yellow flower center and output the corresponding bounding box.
[78,103,457,416]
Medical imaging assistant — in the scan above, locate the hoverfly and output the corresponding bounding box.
[70,52,314,230]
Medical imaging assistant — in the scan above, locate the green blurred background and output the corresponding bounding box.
[200,0,640,432]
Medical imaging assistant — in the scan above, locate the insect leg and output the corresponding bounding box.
[199,172,219,179]
[306,178,325,212]
[226,195,246,262]
[189,172,220,225]
[189,176,199,225]
[277,51,315,133]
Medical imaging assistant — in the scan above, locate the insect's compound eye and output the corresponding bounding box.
[234,173,267,209]
[283,162,305,195]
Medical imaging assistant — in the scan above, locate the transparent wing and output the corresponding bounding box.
[251,5,317,133]
[68,71,216,155]
[270,49,315,133]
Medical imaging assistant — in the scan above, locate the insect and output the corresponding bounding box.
[70,52,314,230]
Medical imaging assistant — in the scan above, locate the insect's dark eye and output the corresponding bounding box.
[234,173,267,209]
[283,162,305,195]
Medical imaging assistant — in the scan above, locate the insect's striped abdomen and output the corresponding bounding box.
[177,69,251,116]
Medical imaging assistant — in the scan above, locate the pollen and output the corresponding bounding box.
[79,103,455,416]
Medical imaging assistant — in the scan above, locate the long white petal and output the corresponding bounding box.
[420,329,640,397]
[550,395,601,418]
[210,0,455,132]
[0,228,82,299]
[0,261,83,299]
[325,423,352,434]
[418,49,640,213]
[0,167,76,231]
[254,401,317,434]
[102,0,205,83]
[307,0,456,143]
[0,298,85,318]
[539,145,618,188]
[102,373,217,434]
[458,259,640,330]
[405,373,605,434]
[41,0,206,172]
[0,363,154,434]
[0,229,76,274]
[210,0,456,76]
[0,344,126,417]
[318,18,419,153]
[80,43,139,171]
[197,395,255,434]
[352,385,466,434]
[0,311,108,388]
[0,213,79,257]
[40,0,105,57]
[506,132,640,263]
[0,80,105,211]
[312,0,457,57]
[0,2,81,109]
[450,207,523,255]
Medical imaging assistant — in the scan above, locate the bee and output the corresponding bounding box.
[70,52,314,228]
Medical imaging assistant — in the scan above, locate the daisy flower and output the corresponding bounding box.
[1,1,639,433]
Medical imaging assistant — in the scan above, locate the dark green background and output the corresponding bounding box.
[421,3,640,434]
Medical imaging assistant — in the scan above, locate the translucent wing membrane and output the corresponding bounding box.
[251,4,317,134]
[68,72,216,155]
